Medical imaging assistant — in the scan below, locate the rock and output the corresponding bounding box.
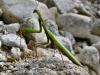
[91,20,100,36]
[79,46,99,65]
[38,47,71,62]
[54,0,83,13]
[71,9,78,14]
[74,46,82,54]
[0,73,7,75]
[56,36,74,55]
[10,47,21,59]
[9,57,90,75]
[0,0,37,23]
[0,40,1,48]
[4,23,20,34]
[1,34,26,48]
[0,9,3,17]
[90,70,97,75]
[36,2,49,20]
[93,62,100,75]
[59,30,76,45]
[75,0,92,16]
[23,17,46,43]
[0,54,6,61]
[38,0,76,13]
[56,13,93,38]
[96,10,100,17]
[54,53,71,62]
[11,67,57,75]
[0,62,5,71]
[45,19,60,36]
[0,21,4,32]
[76,6,91,16]
[92,41,100,53]
[88,34,100,44]
[48,7,58,21]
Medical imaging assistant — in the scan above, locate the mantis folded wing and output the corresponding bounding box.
[21,10,82,67]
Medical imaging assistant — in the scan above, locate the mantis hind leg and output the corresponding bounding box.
[57,46,65,67]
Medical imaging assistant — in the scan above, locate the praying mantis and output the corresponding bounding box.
[20,9,83,67]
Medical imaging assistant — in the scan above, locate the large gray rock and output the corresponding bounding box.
[88,34,100,44]
[40,0,83,14]
[1,34,26,48]
[79,46,99,65]
[59,30,76,45]
[48,7,58,22]
[53,0,77,13]
[23,17,46,43]
[0,0,37,23]
[0,0,49,23]
[36,2,49,20]
[4,23,20,34]
[45,19,60,36]
[56,13,92,38]
[92,41,100,53]
[91,20,100,36]
[93,62,100,75]
[56,36,74,55]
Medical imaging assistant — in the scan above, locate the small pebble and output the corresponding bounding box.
[11,47,22,59]
[0,54,7,61]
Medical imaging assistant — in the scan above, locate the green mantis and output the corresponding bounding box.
[21,10,82,67]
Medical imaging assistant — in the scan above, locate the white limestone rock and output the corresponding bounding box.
[0,54,6,61]
[48,7,58,22]
[87,34,100,44]
[59,30,76,45]
[79,46,99,65]
[56,36,74,55]
[53,0,83,13]
[11,47,22,59]
[92,41,100,53]
[91,20,100,36]
[1,34,26,48]
[56,13,93,38]
[0,0,37,23]
[4,23,20,34]
[45,19,60,36]
[36,2,49,20]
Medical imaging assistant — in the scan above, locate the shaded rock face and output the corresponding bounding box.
[0,0,37,23]
[91,20,100,36]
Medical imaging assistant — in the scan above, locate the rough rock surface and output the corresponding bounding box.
[8,58,90,75]
[56,13,92,38]
[4,23,20,34]
[91,20,100,36]
[0,0,37,23]
[1,34,26,48]
[79,46,99,65]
